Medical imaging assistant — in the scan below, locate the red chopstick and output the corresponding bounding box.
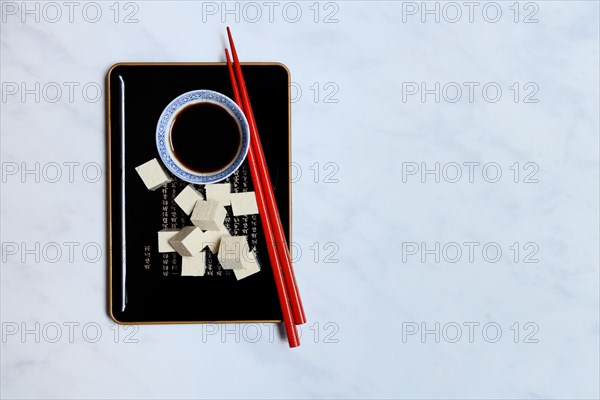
[226,27,307,326]
[226,49,300,348]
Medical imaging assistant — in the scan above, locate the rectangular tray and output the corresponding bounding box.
[107,63,290,324]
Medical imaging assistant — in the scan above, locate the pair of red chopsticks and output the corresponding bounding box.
[225,27,306,348]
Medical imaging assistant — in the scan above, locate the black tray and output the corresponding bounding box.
[107,63,290,323]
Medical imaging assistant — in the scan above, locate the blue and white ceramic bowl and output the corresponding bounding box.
[156,90,250,184]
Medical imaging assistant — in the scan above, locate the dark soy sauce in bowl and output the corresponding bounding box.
[170,102,241,173]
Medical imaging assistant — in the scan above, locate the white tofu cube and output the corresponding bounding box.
[168,226,204,256]
[181,251,206,276]
[201,223,231,253]
[157,229,179,253]
[174,185,204,215]
[205,183,232,205]
[230,192,259,216]
[234,251,261,280]
[135,158,171,190]
[218,236,251,270]
[191,200,226,231]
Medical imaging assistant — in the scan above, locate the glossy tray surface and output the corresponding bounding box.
[107,63,290,323]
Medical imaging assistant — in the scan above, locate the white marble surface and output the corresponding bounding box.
[1,1,599,398]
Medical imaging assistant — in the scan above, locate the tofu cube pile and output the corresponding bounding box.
[136,159,261,280]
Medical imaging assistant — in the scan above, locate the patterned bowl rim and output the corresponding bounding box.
[156,89,250,184]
